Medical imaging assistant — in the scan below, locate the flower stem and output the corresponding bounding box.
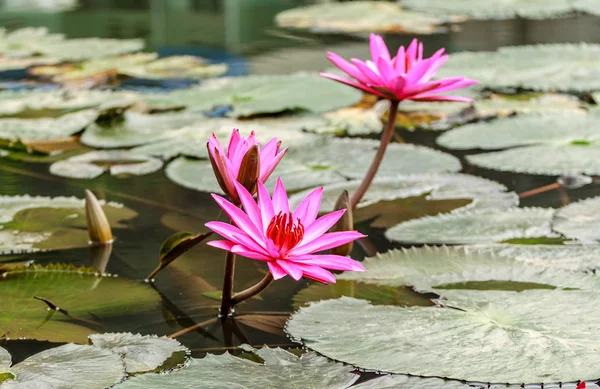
[230,273,274,307]
[350,99,400,210]
[219,251,236,318]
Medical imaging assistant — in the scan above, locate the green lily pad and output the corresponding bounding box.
[0,110,98,141]
[0,195,137,255]
[436,43,600,92]
[81,111,206,149]
[132,115,323,159]
[399,0,592,19]
[353,375,475,389]
[49,151,163,179]
[166,138,461,193]
[0,56,60,72]
[89,333,189,374]
[0,27,64,57]
[338,246,600,293]
[0,264,159,343]
[0,348,9,374]
[275,1,466,34]
[553,196,600,242]
[143,72,363,118]
[0,343,125,389]
[286,291,600,384]
[36,38,145,61]
[112,346,357,389]
[314,107,383,136]
[119,55,228,80]
[385,208,556,245]
[473,93,585,118]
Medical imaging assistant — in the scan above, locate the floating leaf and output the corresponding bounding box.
[166,139,461,193]
[146,231,212,281]
[399,0,589,19]
[385,208,555,245]
[112,346,356,389]
[0,347,9,374]
[286,291,600,384]
[131,115,322,159]
[36,38,145,61]
[0,264,159,343]
[143,72,363,118]
[0,57,60,72]
[0,343,125,389]
[553,196,600,242]
[0,195,136,254]
[81,111,206,149]
[436,43,600,92]
[353,375,475,389]
[315,107,383,136]
[0,110,98,141]
[473,93,585,118]
[89,333,189,374]
[49,151,163,179]
[120,55,228,80]
[235,314,288,336]
[0,28,64,57]
[338,246,600,293]
[275,1,466,34]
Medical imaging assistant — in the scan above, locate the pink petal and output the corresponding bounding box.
[327,52,369,84]
[389,74,407,95]
[266,239,281,259]
[297,264,336,284]
[404,59,437,87]
[319,73,384,97]
[369,33,390,61]
[260,137,279,161]
[205,221,268,255]
[292,186,323,227]
[420,50,447,83]
[234,181,263,232]
[302,209,346,243]
[231,245,272,261]
[401,80,445,99]
[206,240,236,251]
[277,260,303,281]
[271,177,289,214]
[351,58,384,86]
[268,261,288,280]
[410,95,475,102]
[394,46,406,74]
[293,231,366,256]
[260,148,287,183]
[405,39,418,68]
[257,181,275,233]
[290,254,365,272]
[376,56,397,88]
[415,78,479,95]
[211,194,265,246]
[417,42,423,61]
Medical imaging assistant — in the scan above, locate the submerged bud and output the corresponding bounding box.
[84,189,113,244]
[330,190,354,256]
[237,144,260,196]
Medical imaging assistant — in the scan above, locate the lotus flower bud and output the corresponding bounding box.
[330,190,354,256]
[84,189,113,244]
[236,144,260,197]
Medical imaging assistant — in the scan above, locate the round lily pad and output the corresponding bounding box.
[119,55,228,80]
[143,72,363,118]
[49,150,163,179]
[0,264,159,343]
[112,346,356,389]
[0,110,98,141]
[0,27,64,57]
[0,195,136,255]
[353,375,475,389]
[553,196,600,242]
[286,291,600,384]
[385,208,556,245]
[36,38,145,61]
[275,1,466,34]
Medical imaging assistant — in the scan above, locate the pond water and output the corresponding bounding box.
[3,2,600,387]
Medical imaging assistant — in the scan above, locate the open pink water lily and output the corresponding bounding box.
[206,178,366,284]
[321,34,478,102]
[208,129,286,204]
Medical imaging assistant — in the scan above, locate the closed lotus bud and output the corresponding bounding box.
[207,144,232,197]
[330,190,354,256]
[84,189,113,244]
[236,144,260,196]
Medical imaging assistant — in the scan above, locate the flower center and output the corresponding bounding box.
[266,212,304,253]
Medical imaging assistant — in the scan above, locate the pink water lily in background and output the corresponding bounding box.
[321,33,478,102]
[208,129,286,203]
[206,178,366,284]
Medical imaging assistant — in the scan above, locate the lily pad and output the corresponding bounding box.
[81,111,206,149]
[338,246,600,293]
[353,375,476,389]
[131,115,322,159]
[553,196,600,242]
[0,343,125,389]
[314,107,383,136]
[473,93,585,118]
[0,264,159,343]
[275,1,466,34]
[143,72,363,118]
[36,38,145,61]
[89,333,188,374]
[119,55,228,80]
[0,28,64,57]
[385,208,555,245]
[0,56,60,72]
[49,151,163,179]
[286,291,600,384]
[0,195,136,254]
[0,348,9,374]
[166,138,461,193]
[399,0,591,20]
[436,43,600,92]
[112,346,357,389]
[0,110,98,141]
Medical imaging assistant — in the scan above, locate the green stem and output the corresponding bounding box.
[350,99,400,210]
[230,273,274,307]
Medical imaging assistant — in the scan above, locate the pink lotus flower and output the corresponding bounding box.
[208,129,286,204]
[321,34,478,102]
[206,178,366,284]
